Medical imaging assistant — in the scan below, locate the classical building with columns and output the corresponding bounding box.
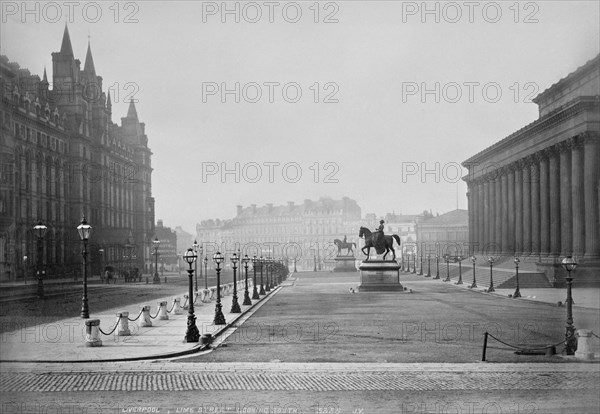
[462,54,599,286]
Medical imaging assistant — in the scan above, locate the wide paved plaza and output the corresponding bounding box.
[1,271,599,413]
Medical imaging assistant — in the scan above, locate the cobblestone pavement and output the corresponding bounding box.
[1,362,598,393]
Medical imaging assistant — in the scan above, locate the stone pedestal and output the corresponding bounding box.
[358,260,403,292]
[333,256,357,272]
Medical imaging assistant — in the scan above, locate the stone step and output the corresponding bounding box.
[497,272,552,289]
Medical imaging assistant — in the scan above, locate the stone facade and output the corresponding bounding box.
[196,197,362,270]
[462,54,600,286]
[0,26,155,281]
[416,209,469,257]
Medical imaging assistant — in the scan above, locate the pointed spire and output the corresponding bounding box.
[84,40,96,75]
[106,91,112,110]
[60,24,74,56]
[126,100,138,119]
[42,67,48,83]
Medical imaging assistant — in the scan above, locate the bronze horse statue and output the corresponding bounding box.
[359,227,401,261]
[333,239,356,256]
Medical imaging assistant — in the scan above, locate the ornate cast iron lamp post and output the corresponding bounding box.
[487,256,496,292]
[77,216,92,318]
[33,221,47,299]
[259,256,266,295]
[561,256,577,355]
[183,248,200,342]
[455,255,463,285]
[513,257,521,298]
[203,256,208,290]
[242,255,252,305]
[426,253,431,277]
[417,251,423,275]
[443,254,451,282]
[192,240,199,292]
[434,254,440,279]
[265,257,271,292]
[470,256,477,288]
[251,255,260,299]
[212,252,226,325]
[230,253,241,313]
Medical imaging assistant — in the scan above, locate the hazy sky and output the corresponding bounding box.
[2,1,599,234]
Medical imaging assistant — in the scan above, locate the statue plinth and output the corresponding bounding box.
[358,260,403,292]
[333,256,357,272]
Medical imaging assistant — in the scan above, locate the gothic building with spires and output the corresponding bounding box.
[0,26,155,281]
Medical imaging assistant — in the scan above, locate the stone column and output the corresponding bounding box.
[483,179,490,252]
[489,176,496,253]
[571,136,585,257]
[470,182,478,252]
[507,165,516,254]
[549,146,561,258]
[495,176,502,251]
[467,186,475,253]
[583,133,600,259]
[478,180,485,255]
[522,157,532,256]
[530,156,541,257]
[515,162,523,255]
[501,169,509,254]
[559,140,573,256]
[539,150,550,256]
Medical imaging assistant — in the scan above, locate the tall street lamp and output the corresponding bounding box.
[199,244,203,289]
[487,256,496,292]
[470,256,477,288]
[405,252,410,273]
[230,253,241,313]
[455,256,463,285]
[293,258,297,273]
[77,216,92,318]
[192,240,199,291]
[400,252,405,271]
[561,256,577,355]
[265,257,271,292]
[152,237,161,284]
[443,254,451,282]
[243,255,252,305]
[417,252,423,275]
[183,248,200,342]
[259,256,266,295]
[513,257,521,298]
[203,256,208,289]
[99,248,105,283]
[434,254,440,279]
[213,252,226,325]
[426,253,431,277]
[411,252,416,274]
[33,221,47,299]
[252,255,260,299]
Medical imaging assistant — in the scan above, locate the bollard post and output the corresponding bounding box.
[193,291,201,305]
[482,331,489,362]
[173,297,184,315]
[140,305,152,327]
[164,276,167,284]
[117,312,131,336]
[158,301,169,320]
[202,288,211,303]
[85,319,102,347]
[575,330,594,360]
[210,287,216,301]
[146,277,149,284]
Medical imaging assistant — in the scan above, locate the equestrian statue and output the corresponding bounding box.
[333,235,356,256]
[359,220,402,261]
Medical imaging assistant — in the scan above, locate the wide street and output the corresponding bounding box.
[1,270,599,413]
